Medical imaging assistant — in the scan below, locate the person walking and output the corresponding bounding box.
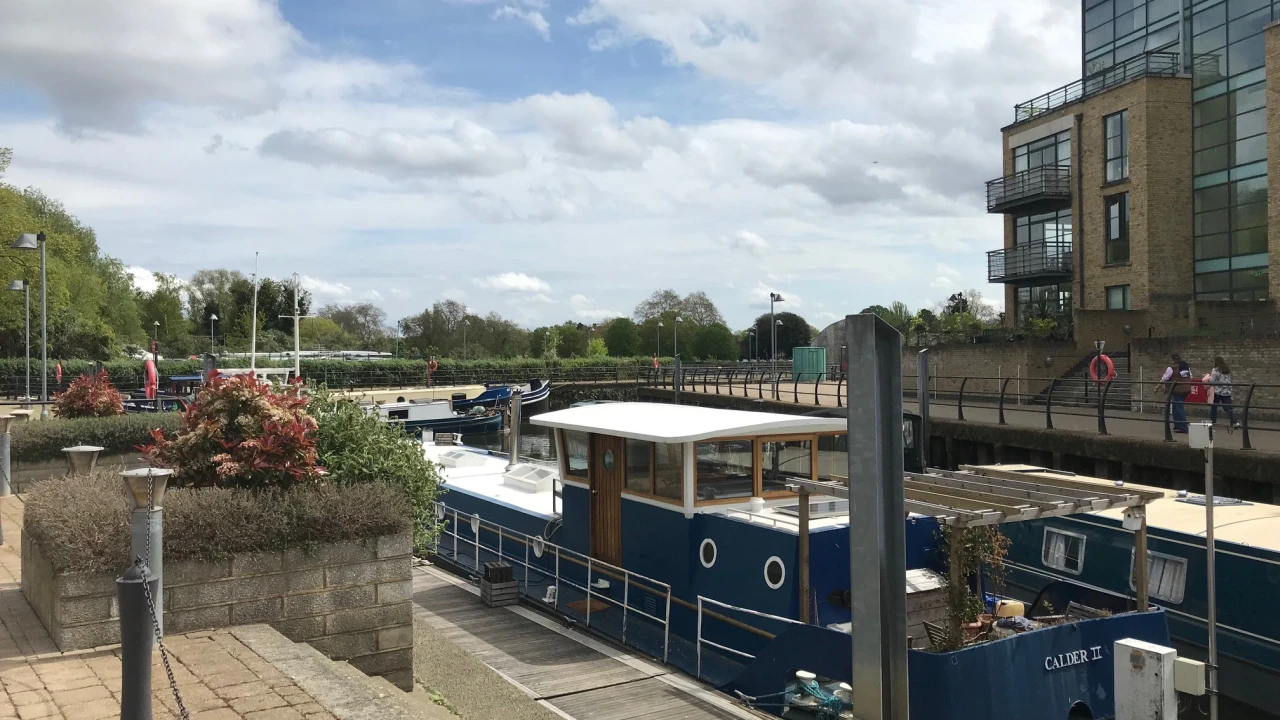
[1161,354,1192,434]
[1209,356,1240,430]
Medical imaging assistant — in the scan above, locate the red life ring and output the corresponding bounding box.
[427,359,439,373]
[1089,354,1116,382]
[144,359,158,400]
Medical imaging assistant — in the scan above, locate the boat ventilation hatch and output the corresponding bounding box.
[439,450,489,469]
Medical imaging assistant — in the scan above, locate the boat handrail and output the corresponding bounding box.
[721,508,793,530]
[435,505,673,663]
[695,594,806,680]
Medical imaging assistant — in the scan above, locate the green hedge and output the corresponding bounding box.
[25,473,412,574]
[11,413,180,463]
[0,356,660,391]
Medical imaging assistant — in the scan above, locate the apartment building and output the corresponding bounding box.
[988,0,1277,345]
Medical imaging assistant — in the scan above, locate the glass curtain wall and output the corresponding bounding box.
[1085,0,1183,74]
[1191,0,1271,300]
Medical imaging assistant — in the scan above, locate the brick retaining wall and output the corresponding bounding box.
[21,530,414,689]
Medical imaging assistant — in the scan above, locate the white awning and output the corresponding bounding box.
[530,402,845,443]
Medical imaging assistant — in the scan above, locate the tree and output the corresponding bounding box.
[319,303,388,347]
[299,318,355,350]
[750,312,811,360]
[633,289,725,326]
[556,322,588,358]
[680,291,726,326]
[587,337,607,357]
[691,323,739,361]
[633,289,683,322]
[861,302,912,332]
[603,318,640,357]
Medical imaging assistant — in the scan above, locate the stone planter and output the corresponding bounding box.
[21,530,415,689]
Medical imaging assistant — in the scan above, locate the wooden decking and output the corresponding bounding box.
[412,564,765,720]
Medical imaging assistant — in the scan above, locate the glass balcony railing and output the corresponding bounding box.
[986,165,1071,214]
[987,240,1073,284]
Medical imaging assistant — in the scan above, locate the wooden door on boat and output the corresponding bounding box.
[589,433,625,566]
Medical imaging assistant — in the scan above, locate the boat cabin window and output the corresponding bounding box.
[563,430,589,479]
[1042,528,1086,574]
[696,440,754,501]
[387,409,409,421]
[817,434,847,482]
[761,438,813,494]
[1131,549,1188,604]
[625,438,651,493]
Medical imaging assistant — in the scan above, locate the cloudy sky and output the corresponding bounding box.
[0,0,1079,329]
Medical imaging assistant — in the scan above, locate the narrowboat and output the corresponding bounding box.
[998,463,1280,717]
[426,402,1173,720]
[452,379,551,411]
[370,399,503,436]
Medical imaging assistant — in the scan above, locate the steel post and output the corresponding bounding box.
[845,314,907,720]
[673,356,681,405]
[0,423,10,498]
[917,349,929,468]
[117,563,155,720]
[1205,443,1218,720]
[131,509,164,637]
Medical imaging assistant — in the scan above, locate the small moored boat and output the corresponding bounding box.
[369,399,502,436]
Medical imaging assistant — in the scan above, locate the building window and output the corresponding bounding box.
[1016,284,1072,325]
[695,440,754,501]
[1042,528,1086,575]
[625,438,652,493]
[1130,550,1188,604]
[1105,110,1129,182]
[1014,209,1072,246]
[1105,193,1129,263]
[654,443,683,500]
[1106,285,1131,310]
[1013,130,1070,172]
[760,438,812,494]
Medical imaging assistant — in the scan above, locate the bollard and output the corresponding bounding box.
[0,415,11,544]
[118,562,155,720]
[62,445,105,476]
[122,468,171,637]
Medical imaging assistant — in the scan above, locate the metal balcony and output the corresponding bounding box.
[1012,52,1180,124]
[987,240,1073,284]
[986,165,1071,214]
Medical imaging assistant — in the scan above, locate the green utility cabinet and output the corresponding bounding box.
[791,346,827,381]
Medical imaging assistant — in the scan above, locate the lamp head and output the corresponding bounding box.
[675,316,682,323]
[11,233,40,250]
[7,280,24,291]
[121,468,174,510]
[210,313,218,321]
[771,292,784,302]
[658,321,664,327]
[776,319,783,326]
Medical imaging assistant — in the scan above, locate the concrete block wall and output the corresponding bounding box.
[902,341,1078,401]
[21,530,414,690]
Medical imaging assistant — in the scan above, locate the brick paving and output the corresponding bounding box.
[0,495,338,720]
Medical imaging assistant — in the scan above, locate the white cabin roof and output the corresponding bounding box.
[530,402,845,443]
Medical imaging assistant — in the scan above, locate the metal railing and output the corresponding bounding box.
[1014,52,1180,123]
[987,240,1073,283]
[642,366,1280,452]
[695,595,805,681]
[433,505,673,662]
[985,165,1071,212]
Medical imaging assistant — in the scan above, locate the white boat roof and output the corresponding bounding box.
[530,402,846,443]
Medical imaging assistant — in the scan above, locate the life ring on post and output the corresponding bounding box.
[427,359,439,373]
[1089,354,1116,382]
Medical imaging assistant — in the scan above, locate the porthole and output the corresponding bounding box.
[699,539,717,568]
[603,449,616,471]
[764,556,785,590]
[532,536,546,558]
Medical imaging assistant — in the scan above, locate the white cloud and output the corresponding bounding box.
[474,272,552,293]
[0,0,297,133]
[493,6,551,40]
[747,282,800,310]
[259,122,526,179]
[568,294,623,321]
[440,288,470,302]
[300,275,354,300]
[389,288,411,299]
[127,266,158,294]
[931,262,963,290]
[726,230,768,256]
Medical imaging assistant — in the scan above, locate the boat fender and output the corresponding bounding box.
[749,497,766,513]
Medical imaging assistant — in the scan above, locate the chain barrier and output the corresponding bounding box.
[139,472,190,720]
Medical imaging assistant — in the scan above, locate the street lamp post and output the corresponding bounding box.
[7,281,29,404]
[674,317,682,358]
[462,317,468,361]
[11,234,47,418]
[209,314,218,355]
[657,321,664,358]
[747,328,755,362]
[151,321,160,359]
[769,292,785,380]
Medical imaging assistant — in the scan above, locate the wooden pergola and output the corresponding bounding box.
[787,464,1164,635]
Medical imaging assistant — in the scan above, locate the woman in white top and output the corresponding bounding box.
[1209,355,1240,429]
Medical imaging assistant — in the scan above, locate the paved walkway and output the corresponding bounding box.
[0,495,339,720]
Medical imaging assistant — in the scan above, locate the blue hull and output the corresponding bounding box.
[431,487,1171,720]
[402,413,503,436]
[453,381,550,411]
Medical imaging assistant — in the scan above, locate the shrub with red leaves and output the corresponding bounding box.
[53,370,125,418]
[142,374,322,489]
